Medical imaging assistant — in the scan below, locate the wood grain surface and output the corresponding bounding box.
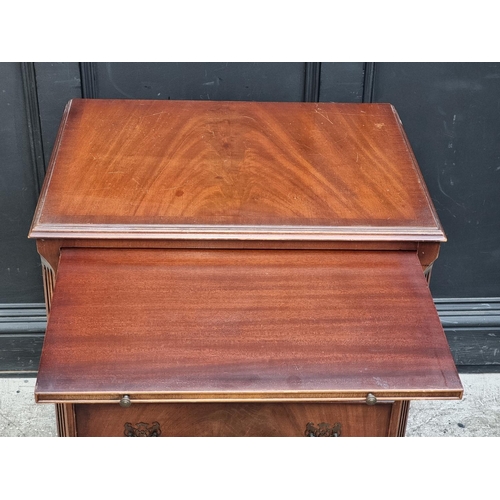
[29,99,444,241]
[35,248,462,403]
[74,402,395,437]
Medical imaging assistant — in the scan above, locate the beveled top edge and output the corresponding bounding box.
[29,99,73,238]
[390,106,444,235]
[29,223,447,242]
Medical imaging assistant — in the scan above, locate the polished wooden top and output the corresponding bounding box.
[35,248,462,403]
[30,99,444,242]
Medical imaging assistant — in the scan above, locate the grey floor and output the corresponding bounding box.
[1,373,499,437]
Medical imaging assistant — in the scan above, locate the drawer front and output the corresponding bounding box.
[74,402,394,437]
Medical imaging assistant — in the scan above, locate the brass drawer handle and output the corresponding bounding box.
[124,422,162,437]
[305,422,342,437]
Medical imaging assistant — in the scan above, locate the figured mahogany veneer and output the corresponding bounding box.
[74,402,400,437]
[30,99,444,242]
[35,248,461,403]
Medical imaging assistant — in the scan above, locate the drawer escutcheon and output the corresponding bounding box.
[305,422,342,437]
[124,421,162,437]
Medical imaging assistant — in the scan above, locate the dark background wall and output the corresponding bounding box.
[1,62,499,374]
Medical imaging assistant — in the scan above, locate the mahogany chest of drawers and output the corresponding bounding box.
[30,99,462,437]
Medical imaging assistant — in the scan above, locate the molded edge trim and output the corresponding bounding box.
[29,224,447,242]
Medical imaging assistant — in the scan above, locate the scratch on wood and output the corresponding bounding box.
[314,108,334,125]
[141,112,169,119]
